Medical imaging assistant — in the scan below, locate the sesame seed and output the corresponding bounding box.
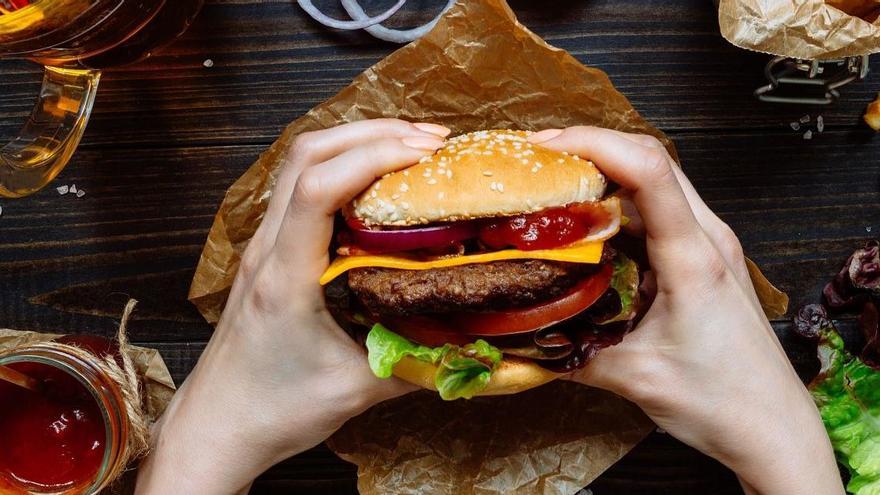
[573,155,580,161]
[438,192,445,199]
[403,170,409,176]
[401,202,410,210]
[427,178,438,185]
[400,183,409,192]
[500,148,508,155]
[483,151,493,155]
[514,153,522,158]
[521,159,529,165]
[531,167,539,173]
[497,183,504,192]
[419,156,430,163]
[524,149,534,156]
[490,182,498,191]
[535,162,542,168]
[558,158,564,163]
[562,151,569,155]
[371,191,377,198]
[483,171,493,176]
[391,194,400,200]
[446,170,453,178]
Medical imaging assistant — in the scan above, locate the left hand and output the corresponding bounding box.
[135,119,450,495]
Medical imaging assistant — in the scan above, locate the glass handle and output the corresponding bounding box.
[0,67,100,198]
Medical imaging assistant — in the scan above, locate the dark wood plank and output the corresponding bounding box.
[0,145,256,339]
[2,0,880,148]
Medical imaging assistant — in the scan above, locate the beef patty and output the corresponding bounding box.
[348,260,597,316]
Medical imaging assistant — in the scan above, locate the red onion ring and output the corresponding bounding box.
[340,0,456,43]
[297,0,407,30]
[349,221,480,253]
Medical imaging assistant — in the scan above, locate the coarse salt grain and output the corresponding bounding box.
[817,115,824,133]
[203,59,214,68]
[75,189,85,198]
[799,114,810,124]
[57,185,70,195]
[803,130,813,140]
[790,121,800,131]
[0,205,3,217]
[69,184,77,194]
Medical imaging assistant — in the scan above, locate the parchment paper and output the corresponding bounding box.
[719,0,880,59]
[187,0,788,493]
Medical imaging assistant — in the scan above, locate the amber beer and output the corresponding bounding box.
[0,0,203,197]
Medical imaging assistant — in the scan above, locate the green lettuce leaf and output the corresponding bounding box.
[598,253,640,324]
[365,324,502,400]
[809,320,880,494]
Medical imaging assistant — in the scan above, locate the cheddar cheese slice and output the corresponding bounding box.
[320,241,604,285]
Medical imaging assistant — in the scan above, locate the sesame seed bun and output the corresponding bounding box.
[391,354,562,396]
[350,130,607,226]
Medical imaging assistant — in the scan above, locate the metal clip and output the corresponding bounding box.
[754,55,870,105]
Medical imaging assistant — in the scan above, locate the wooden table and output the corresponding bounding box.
[1,1,877,493]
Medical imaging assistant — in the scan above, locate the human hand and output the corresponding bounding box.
[135,119,451,495]
[528,127,844,495]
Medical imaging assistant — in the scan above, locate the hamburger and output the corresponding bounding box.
[321,130,644,400]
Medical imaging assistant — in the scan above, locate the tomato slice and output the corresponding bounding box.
[384,263,613,346]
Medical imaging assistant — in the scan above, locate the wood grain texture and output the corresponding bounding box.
[1,0,879,494]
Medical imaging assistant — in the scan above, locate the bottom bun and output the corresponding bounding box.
[392,354,562,396]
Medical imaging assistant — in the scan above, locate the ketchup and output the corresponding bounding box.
[479,203,611,251]
[0,361,106,491]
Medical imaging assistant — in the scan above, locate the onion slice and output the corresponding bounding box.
[580,197,622,243]
[349,221,480,253]
[298,0,407,30]
[340,0,456,43]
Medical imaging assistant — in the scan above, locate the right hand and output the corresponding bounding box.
[528,127,844,495]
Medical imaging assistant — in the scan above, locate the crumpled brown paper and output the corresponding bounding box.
[719,0,880,59]
[187,0,787,493]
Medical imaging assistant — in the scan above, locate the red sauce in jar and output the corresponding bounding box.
[0,361,106,491]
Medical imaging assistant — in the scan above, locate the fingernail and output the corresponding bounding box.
[402,136,445,150]
[413,122,451,137]
[528,128,563,144]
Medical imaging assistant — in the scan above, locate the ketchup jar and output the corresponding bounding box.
[0,337,131,494]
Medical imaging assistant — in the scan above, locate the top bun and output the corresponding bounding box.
[349,129,607,226]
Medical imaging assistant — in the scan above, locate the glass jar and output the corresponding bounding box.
[0,338,130,495]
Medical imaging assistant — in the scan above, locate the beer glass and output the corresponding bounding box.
[0,0,203,198]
